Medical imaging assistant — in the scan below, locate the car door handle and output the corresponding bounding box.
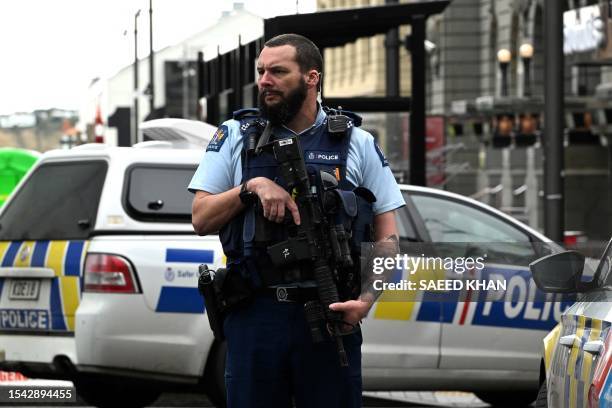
[560,334,580,347]
[77,219,91,229]
[584,340,604,355]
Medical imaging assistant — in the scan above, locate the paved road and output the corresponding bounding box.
[0,390,502,407]
[0,380,534,408]
[146,391,490,407]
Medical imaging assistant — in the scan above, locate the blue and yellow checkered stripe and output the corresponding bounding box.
[0,240,89,331]
[548,314,611,408]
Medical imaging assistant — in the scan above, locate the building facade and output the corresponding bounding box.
[320,0,612,242]
[320,0,608,109]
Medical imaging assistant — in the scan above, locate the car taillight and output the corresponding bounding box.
[588,331,612,408]
[84,254,139,293]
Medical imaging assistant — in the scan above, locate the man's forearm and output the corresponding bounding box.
[192,177,301,235]
[192,186,243,235]
[331,219,399,323]
[360,234,399,302]
[359,211,400,303]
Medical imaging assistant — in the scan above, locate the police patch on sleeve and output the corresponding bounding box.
[206,125,229,152]
[374,142,389,167]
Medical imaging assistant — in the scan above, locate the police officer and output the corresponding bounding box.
[189,33,405,408]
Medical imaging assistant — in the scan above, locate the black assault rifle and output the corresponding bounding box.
[261,136,355,367]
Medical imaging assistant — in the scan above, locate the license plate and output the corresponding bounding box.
[9,279,40,300]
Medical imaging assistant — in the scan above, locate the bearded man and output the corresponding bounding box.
[189,33,404,408]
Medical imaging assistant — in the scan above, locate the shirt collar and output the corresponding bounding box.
[272,103,327,138]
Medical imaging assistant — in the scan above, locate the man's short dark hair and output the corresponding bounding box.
[264,34,323,76]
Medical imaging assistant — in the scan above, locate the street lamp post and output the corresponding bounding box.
[520,43,534,97]
[497,48,511,97]
[134,9,141,145]
[544,0,564,242]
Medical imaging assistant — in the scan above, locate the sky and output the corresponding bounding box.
[0,0,316,116]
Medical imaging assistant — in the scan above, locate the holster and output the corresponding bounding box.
[214,266,254,313]
[198,264,253,341]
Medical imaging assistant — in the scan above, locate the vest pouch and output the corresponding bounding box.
[251,199,291,245]
[244,203,297,287]
[329,189,358,229]
[339,190,375,301]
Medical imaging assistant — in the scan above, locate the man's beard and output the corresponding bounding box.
[258,78,307,126]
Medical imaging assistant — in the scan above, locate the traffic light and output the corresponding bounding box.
[515,113,538,147]
[492,114,513,148]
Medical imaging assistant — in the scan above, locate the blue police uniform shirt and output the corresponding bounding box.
[188,105,405,215]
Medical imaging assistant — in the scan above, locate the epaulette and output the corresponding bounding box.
[232,108,260,120]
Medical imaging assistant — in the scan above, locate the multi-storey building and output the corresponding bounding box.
[321,0,612,242]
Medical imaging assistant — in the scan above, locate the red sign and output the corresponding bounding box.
[0,371,28,382]
[403,115,447,186]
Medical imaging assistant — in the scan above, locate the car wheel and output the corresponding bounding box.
[74,377,161,408]
[475,390,536,407]
[534,381,548,408]
[203,340,227,408]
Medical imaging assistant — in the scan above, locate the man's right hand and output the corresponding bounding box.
[248,177,301,225]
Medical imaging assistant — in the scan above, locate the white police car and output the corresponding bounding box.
[364,184,567,408]
[0,120,564,407]
[532,237,612,408]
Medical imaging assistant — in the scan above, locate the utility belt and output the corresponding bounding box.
[197,263,317,341]
[256,286,318,303]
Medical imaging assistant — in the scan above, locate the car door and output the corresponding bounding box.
[549,299,611,408]
[361,202,442,374]
[406,191,565,372]
[548,243,612,408]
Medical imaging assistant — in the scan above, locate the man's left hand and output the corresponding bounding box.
[329,298,373,332]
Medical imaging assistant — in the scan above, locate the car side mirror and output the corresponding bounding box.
[529,251,585,293]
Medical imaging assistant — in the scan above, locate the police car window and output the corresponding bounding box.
[125,165,195,222]
[0,161,107,240]
[410,194,537,265]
